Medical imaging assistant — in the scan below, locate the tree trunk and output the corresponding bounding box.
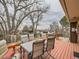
[2,0,11,34]
[32,23,35,33]
[70,22,77,43]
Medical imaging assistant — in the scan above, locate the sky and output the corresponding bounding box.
[45,0,63,12]
[22,0,65,30]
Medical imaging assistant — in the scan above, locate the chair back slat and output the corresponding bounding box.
[32,40,45,58]
[21,35,29,43]
[29,34,34,41]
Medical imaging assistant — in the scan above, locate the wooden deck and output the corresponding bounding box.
[49,40,79,59]
[23,39,79,59]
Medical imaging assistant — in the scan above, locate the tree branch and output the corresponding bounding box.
[29,14,35,32]
[0,22,5,35]
[0,0,3,4]
[16,1,37,11]
[0,16,7,34]
[12,0,17,30]
[14,9,42,33]
[2,0,11,33]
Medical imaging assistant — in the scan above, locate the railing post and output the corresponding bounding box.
[70,21,77,43]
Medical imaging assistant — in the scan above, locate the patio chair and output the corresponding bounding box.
[29,34,34,41]
[45,37,55,59]
[20,35,29,43]
[29,40,45,59]
[0,40,15,59]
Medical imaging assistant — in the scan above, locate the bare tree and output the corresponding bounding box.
[28,4,49,33]
[50,21,59,33]
[0,0,46,39]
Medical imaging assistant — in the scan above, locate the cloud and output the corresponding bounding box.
[45,0,64,12]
